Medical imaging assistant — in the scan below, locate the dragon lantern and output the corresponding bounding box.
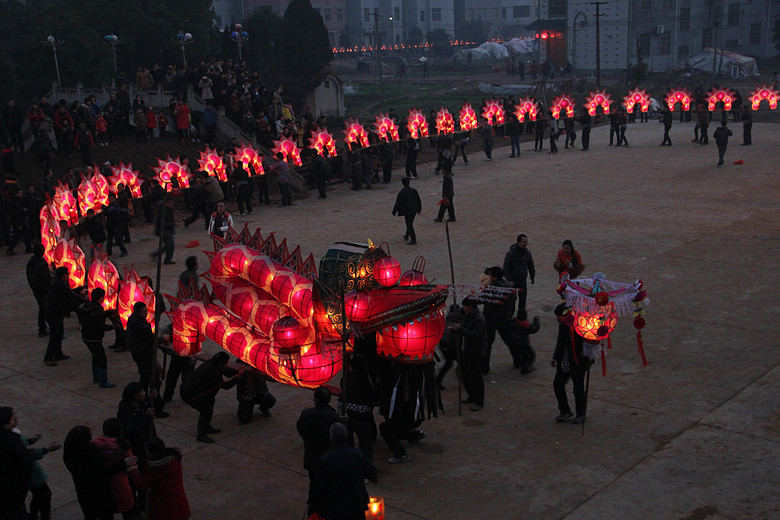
[343,119,370,148]
[707,87,734,111]
[108,162,142,198]
[167,227,448,392]
[52,183,78,226]
[77,174,102,215]
[748,84,779,110]
[117,268,156,330]
[459,103,478,130]
[52,238,86,289]
[309,130,337,157]
[272,137,303,166]
[482,99,505,125]
[39,204,61,264]
[514,97,539,122]
[198,148,228,181]
[234,143,265,175]
[585,90,613,116]
[665,88,692,112]
[153,155,190,191]
[87,252,120,310]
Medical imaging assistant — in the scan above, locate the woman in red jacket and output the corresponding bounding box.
[173,100,191,146]
[553,239,585,280]
[131,438,190,520]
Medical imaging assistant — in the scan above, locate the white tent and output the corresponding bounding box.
[685,48,759,77]
[456,42,510,62]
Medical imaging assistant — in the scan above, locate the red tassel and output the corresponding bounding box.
[601,349,607,377]
[569,326,578,364]
[607,335,613,349]
[637,330,648,366]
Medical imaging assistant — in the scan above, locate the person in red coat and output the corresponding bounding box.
[131,438,190,520]
[173,100,191,146]
[553,239,585,281]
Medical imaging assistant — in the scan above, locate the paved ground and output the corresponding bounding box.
[2,119,779,519]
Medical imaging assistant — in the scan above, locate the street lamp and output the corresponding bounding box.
[571,11,587,74]
[41,34,63,88]
[176,31,194,69]
[103,34,119,87]
[230,24,249,61]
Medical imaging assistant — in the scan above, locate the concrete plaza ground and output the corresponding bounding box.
[1,119,779,519]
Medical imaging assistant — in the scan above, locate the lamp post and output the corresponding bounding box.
[176,31,194,69]
[230,24,249,61]
[369,9,387,99]
[571,11,587,74]
[103,34,119,88]
[41,35,63,88]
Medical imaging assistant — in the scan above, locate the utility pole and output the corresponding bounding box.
[590,1,606,89]
[372,9,384,99]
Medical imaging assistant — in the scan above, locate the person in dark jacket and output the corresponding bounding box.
[117,382,159,465]
[481,266,518,374]
[502,234,535,316]
[180,352,242,443]
[660,108,673,146]
[433,166,455,223]
[151,198,176,264]
[511,310,540,373]
[577,107,591,151]
[453,297,487,411]
[338,349,377,462]
[78,288,115,388]
[713,119,733,168]
[311,422,377,520]
[131,438,190,520]
[26,244,51,337]
[126,302,167,417]
[44,267,85,366]
[551,303,589,424]
[63,425,134,520]
[231,365,277,424]
[507,113,522,157]
[6,187,31,256]
[104,194,127,257]
[405,136,419,178]
[297,386,341,505]
[0,407,33,520]
[392,176,422,245]
[84,208,107,258]
[183,175,210,229]
[435,304,462,390]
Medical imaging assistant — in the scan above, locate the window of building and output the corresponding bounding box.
[337,8,343,21]
[324,8,330,21]
[514,5,530,18]
[678,44,689,58]
[679,7,690,30]
[394,6,400,21]
[637,33,652,58]
[640,0,651,11]
[549,0,567,18]
[364,8,370,22]
[502,7,507,19]
[725,39,738,48]
[701,28,712,48]
[727,4,740,27]
[432,8,441,21]
[659,33,671,54]
[749,23,761,44]
[661,0,673,8]
[420,10,425,22]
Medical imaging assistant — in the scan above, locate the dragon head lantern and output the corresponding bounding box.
[198,147,228,181]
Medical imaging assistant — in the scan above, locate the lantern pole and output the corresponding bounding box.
[582,353,591,436]
[340,287,348,417]
[445,221,463,415]
[149,192,168,399]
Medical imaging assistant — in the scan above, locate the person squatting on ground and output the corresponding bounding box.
[180,351,243,443]
[232,365,277,424]
[551,304,589,424]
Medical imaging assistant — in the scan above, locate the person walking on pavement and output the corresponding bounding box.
[577,106,591,151]
[26,244,51,338]
[405,135,419,178]
[481,267,519,374]
[151,198,176,264]
[660,108,673,146]
[479,120,494,160]
[433,164,455,223]
[551,303,588,424]
[392,177,422,245]
[741,106,752,145]
[713,119,733,168]
[503,234,535,316]
[452,297,487,411]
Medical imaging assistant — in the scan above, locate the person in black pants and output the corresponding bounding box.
[481,267,518,374]
[660,108,673,146]
[577,107,592,151]
[183,175,210,229]
[26,244,51,337]
[44,267,85,366]
[405,136,419,177]
[78,288,116,388]
[453,297,487,411]
[551,303,589,424]
[392,176,422,245]
[233,162,253,215]
[126,302,167,417]
[741,106,752,145]
[296,387,341,504]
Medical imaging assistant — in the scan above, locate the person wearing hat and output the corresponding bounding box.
[452,297,487,411]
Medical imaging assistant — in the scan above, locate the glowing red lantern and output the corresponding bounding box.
[585,89,613,116]
[374,114,400,141]
[513,97,538,122]
[344,290,373,322]
[198,147,228,181]
[117,269,155,330]
[308,130,337,157]
[399,269,428,286]
[153,155,190,191]
[482,99,505,125]
[109,162,142,198]
[594,291,609,306]
[435,108,454,134]
[273,316,306,351]
[623,88,651,113]
[343,118,370,148]
[459,103,478,130]
[550,95,576,119]
[39,204,60,263]
[87,254,120,310]
[573,301,618,341]
[376,310,446,361]
[235,143,265,175]
[748,84,779,110]
[633,315,646,329]
[77,174,101,215]
[272,137,303,166]
[52,183,78,226]
[665,88,692,111]
[373,256,401,287]
[706,87,734,111]
[406,110,429,138]
[52,238,86,289]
